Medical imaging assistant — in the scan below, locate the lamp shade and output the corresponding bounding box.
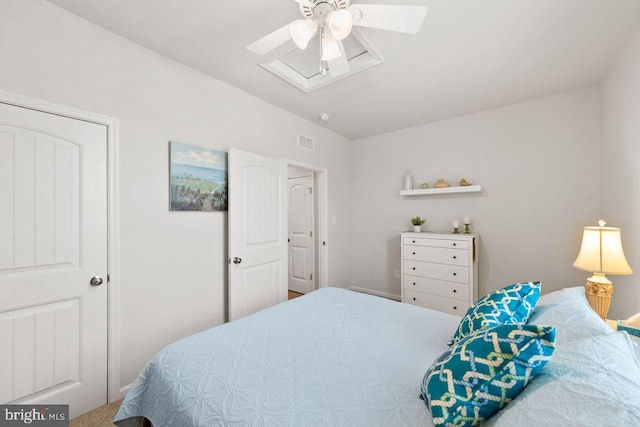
[327,9,353,40]
[321,35,342,61]
[573,221,633,276]
[290,19,318,50]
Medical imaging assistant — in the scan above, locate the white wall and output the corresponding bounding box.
[0,0,352,388]
[350,88,601,299]
[601,25,640,319]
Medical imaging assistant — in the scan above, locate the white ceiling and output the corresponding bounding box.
[47,0,640,140]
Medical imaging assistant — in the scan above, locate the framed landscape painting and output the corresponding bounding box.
[169,141,228,211]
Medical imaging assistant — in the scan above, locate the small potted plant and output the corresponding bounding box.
[411,216,426,232]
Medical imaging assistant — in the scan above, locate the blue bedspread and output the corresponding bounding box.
[114,288,460,426]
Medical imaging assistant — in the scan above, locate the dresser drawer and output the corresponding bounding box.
[404,290,470,316]
[404,260,469,284]
[403,236,469,250]
[404,246,469,266]
[404,275,470,301]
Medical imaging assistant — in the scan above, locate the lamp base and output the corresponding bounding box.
[585,280,613,319]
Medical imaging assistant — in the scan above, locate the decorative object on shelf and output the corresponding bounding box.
[573,220,633,319]
[459,178,472,186]
[403,170,414,191]
[169,141,228,212]
[463,216,471,234]
[434,178,449,188]
[411,216,426,232]
[453,220,460,234]
[421,182,430,189]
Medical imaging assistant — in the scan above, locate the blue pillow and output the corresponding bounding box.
[448,282,541,346]
[421,324,556,427]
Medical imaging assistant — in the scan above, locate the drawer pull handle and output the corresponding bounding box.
[453,256,457,259]
[412,252,416,255]
[412,240,416,243]
[453,272,457,276]
[453,306,458,310]
[453,243,457,246]
[453,289,457,293]
[412,267,416,270]
[413,282,416,286]
[413,297,416,301]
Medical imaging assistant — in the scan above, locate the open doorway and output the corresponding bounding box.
[286,161,328,299]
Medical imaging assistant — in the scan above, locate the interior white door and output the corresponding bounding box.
[0,102,108,418]
[228,148,287,321]
[288,176,315,294]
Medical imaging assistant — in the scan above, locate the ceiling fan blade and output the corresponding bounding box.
[328,40,350,77]
[350,4,428,34]
[246,23,294,55]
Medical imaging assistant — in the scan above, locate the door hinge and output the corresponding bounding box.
[310,273,313,280]
[310,231,313,237]
[323,241,326,246]
[309,187,313,194]
[107,274,110,283]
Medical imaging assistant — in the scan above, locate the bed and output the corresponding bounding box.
[114,286,640,427]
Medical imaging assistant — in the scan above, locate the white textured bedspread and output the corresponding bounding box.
[114,288,460,427]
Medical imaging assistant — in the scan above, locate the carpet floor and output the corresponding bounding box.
[70,399,123,427]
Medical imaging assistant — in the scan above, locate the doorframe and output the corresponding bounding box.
[0,90,122,403]
[284,159,328,289]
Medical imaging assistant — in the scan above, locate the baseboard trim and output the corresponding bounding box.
[118,383,133,400]
[348,286,401,301]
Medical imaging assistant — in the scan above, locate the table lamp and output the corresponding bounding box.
[573,220,633,319]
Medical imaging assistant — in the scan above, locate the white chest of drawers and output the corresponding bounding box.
[401,232,478,316]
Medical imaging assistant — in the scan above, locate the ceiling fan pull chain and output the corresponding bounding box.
[319,27,328,77]
[319,26,322,74]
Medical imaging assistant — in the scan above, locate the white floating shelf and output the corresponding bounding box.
[400,185,483,196]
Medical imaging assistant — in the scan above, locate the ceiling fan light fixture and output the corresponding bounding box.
[327,9,353,40]
[321,35,342,61]
[290,19,318,50]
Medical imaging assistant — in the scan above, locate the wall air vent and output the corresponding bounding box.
[297,134,315,151]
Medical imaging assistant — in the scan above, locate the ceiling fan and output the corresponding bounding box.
[246,0,429,78]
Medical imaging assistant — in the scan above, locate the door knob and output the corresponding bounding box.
[233,257,242,264]
[90,276,103,286]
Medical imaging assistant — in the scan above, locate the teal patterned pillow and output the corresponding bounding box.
[448,282,541,346]
[421,324,556,427]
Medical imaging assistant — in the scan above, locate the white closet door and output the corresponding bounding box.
[0,102,108,418]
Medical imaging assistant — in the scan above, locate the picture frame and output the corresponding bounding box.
[169,141,228,211]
